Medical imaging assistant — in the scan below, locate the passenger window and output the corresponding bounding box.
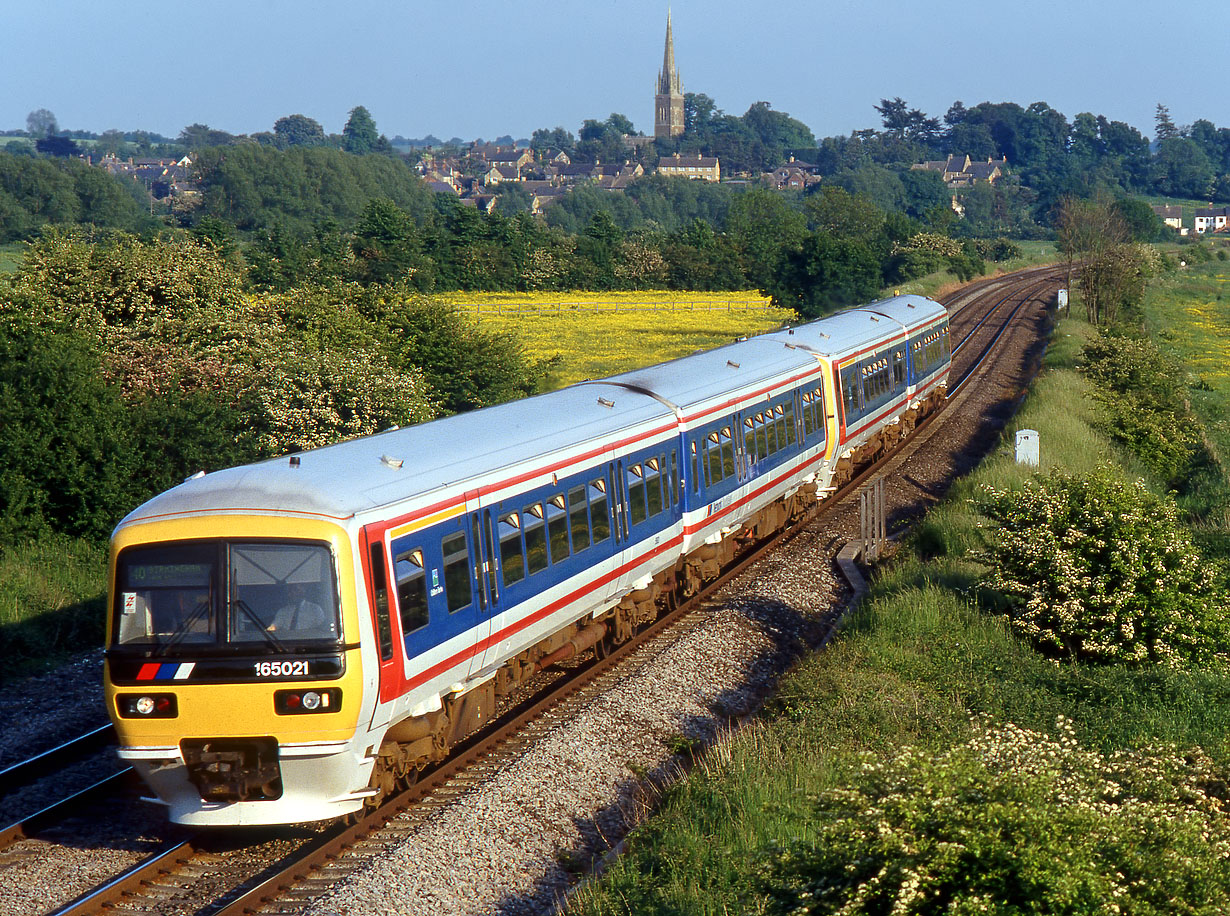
[766,413,778,454]
[589,480,610,543]
[627,465,648,525]
[784,403,796,446]
[395,548,429,634]
[523,503,548,574]
[720,428,736,478]
[547,494,571,562]
[645,459,664,517]
[498,513,525,586]
[706,433,724,483]
[441,533,472,613]
[568,486,590,552]
[744,417,756,462]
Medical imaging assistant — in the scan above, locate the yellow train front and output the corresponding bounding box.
[104,511,376,827]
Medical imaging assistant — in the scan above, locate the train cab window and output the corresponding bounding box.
[498,513,525,586]
[589,480,611,543]
[547,494,571,562]
[627,464,648,526]
[394,548,429,635]
[523,503,548,574]
[231,543,339,642]
[568,486,591,552]
[645,458,664,517]
[441,533,472,613]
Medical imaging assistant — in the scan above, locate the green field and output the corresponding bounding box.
[0,242,23,274]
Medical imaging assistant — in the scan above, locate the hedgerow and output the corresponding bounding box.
[976,465,1229,668]
[758,717,1230,915]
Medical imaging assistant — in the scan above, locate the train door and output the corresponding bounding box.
[473,502,507,673]
[463,491,499,679]
[361,527,405,709]
[608,457,637,598]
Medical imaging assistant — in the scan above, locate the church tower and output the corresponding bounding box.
[654,11,685,139]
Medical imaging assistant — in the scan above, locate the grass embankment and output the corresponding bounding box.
[572,295,1230,912]
[0,242,23,274]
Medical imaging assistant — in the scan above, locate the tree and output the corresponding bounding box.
[178,123,235,149]
[1154,103,1178,142]
[25,109,58,138]
[274,114,326,147]
[343,106,379,155]
[725,188,806,289]
[1054,194,1134,325]
[1150,138,1215,199]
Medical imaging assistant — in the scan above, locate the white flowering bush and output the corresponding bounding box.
[976,466,1229,667]
[758,717,1230,914]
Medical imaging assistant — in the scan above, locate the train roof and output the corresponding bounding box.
[593,336,819,417]
[120,382,674,525]
[761,295,947,358]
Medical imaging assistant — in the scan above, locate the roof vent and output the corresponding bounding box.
[727,360,740,369]
[185,469,206,481]
[907,302,916,308]
[288,457,300,468]
[597,397,615,409]
[381,454,404,469]
[869,315,880,322]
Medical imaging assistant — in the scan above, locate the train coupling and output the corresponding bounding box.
[181,737,283,801]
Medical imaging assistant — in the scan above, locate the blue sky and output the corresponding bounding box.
[4,0,1227,144]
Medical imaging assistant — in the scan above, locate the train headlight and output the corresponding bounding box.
[117,693,178,718]
[274,688,341,715]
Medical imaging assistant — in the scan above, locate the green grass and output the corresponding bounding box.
[0,537,107,682]
[0,242,24,274]
[572,290,1230,915]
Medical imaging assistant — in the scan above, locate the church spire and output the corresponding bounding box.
[658,10,682,96]
[654,10,685,138]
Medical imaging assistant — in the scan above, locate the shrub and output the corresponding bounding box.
[757,717,1230,915]
[976,465,1229,667]
[1080,331,1216,493]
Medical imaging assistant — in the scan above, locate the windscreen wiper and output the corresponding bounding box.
[231,599,290,653]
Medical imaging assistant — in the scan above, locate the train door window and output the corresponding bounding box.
[690,441,701,494]
[394,548,429,635]
[498,513,525,586]
[484,513,500,604]
[547,494,570,562]
[441,533,472,613]
[645,458,664,517]
[612,466,629,541]
[588,480,611,544]
[627,464,648,526]
[368,542,394,661]
[670,451,679,507]
[523,503,548,574]
[470,517,486,611]
[720,427,736,479]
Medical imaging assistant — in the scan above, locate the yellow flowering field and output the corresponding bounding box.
[437,290,797,389]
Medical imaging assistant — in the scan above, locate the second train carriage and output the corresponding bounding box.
[103,294,949,826]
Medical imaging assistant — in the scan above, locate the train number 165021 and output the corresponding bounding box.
[254,660,309,678]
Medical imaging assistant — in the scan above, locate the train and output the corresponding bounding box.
[103,294,950,827]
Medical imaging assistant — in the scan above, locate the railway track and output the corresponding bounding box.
[7,267,1060,916]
